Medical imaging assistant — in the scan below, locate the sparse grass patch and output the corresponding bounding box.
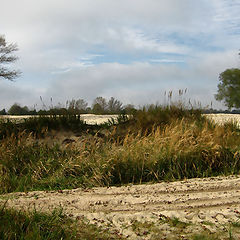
[192,233,218,240]
[232,221,240,228]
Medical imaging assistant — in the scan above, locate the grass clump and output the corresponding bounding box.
[131,104,203,132]
[0,203,121,240]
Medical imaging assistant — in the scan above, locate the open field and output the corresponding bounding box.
[1,110,240,239]
[2,113,240,126]
[0,114,120,125]
[204,114,240,127]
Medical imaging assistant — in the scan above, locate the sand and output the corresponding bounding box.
[2,175,240,238]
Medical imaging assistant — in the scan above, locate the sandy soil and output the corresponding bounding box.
[2,175,240,239]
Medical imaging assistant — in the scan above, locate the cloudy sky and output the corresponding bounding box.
[0,0,240,110]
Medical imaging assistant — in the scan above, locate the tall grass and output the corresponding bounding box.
[131,104,203,131]
[1,105,240,193]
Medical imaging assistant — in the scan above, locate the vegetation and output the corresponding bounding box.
[0,104,240,194]
[2,96,135,115]
[0,35,21,81]
[1,102,240,239]
[0,204,122,239]
[215,68,240,110]
[8,103,30,115]
[1,204,240,239]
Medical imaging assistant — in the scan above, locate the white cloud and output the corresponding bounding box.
[150,59,185,63]
[0,0,239,110]
[0,81,39,110]
[107,28,189,54]
[42,50,236,108]
[212,0,240,34]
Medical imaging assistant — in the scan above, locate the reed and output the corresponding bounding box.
[1,108,240,193]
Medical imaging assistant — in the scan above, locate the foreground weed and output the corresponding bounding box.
[0,205,122,240]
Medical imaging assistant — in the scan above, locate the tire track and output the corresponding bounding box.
[2,175,240,238]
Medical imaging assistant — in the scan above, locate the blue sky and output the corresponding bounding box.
[0,0,240,110]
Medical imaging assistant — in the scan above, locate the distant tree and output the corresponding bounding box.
[67,99,77,114]
[67,98,88,114]
[0,108,6,115]
[123,104,136,114]
[28,109,37,115]
[92,97,107,114]
[107,97,123,113]
[75,99,88,112]
[8,103,29,115]
[0,35,21,81]
[85,107,91,113]
[215,68,240,109]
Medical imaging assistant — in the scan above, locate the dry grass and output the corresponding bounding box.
[1,113,240,193]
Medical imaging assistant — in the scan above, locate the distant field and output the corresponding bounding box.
[0,114,119,125]
[204,113,240,127]
[1,113,240,126]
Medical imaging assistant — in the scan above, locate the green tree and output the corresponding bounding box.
[0,108,6,115]
[0,35,20,81]
[92,97,107,114]
[8,103,29,115]
[215,68,240,109]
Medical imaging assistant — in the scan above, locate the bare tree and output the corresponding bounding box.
[75,99,88,112]
[0,35,21,81]
[68,98,88,113]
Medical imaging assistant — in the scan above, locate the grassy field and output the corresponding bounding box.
[1,104,240,239]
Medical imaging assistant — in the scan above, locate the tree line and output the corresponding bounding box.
[0,97,136,115]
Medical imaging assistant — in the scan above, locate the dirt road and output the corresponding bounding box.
[2,175,240,239]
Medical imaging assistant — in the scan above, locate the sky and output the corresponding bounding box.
[0,0,240,110]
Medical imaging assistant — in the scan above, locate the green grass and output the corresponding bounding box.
[0,203,122,240]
